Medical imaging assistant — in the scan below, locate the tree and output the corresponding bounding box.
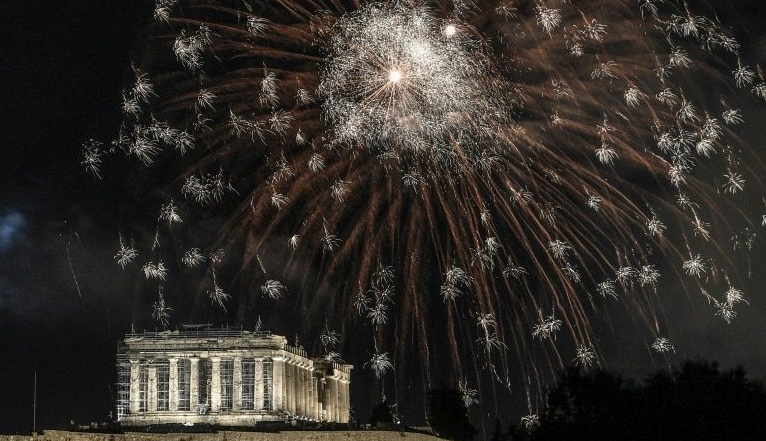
[427,386,476,441]
[532,367,641,441]
[369,400,394,429]
[528,360,766,441]
[640,360,766,441]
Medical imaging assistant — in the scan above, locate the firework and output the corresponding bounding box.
[89,0,764,419]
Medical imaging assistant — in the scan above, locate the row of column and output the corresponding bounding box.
[129,356,271,414]
[279,357,350,422]
[322,371,350,423]
[128,356,349,422]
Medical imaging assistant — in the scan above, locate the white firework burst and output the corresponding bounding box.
[647,214,666,237]
[142,261,168,280]
[319,2,510,170]
[320,325,340,352]
[323,351,343,363]
[260,279,287,300]
[536,6,562,35]
[353,288,371,316]
[152,288,172,326]
[651,337,675,354]
[547,240,572,260]
[638,265,660,287]
[574,345,597,367]
[81,139,104,179]
[503,260,528,279]
[682,254,706,277]
[365,352,394,379]
[159,200,183,225]
[153,0,178,22]
[367,301,389,326]
[441,265,473,302]
[114,238,138,269]
[208,282,231,310]
[722,108,744,125]
[320,221,341,252]
[532,314,563,340]
[458,379,480,408]
[520,414,540,431]
[597,280,618,299]
[725,286,748,306]
[182,248,206,267]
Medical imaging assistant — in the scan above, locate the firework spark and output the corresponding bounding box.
[90,0,764,416]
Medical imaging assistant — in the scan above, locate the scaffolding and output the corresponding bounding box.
[241,358,255,410]
[178,358,191,411]
[157,360,170,411]
[220,359,234,411]
[116,344,130,420]
[138,361,148,412]
[125,327,272,340]
[262,358,273,410]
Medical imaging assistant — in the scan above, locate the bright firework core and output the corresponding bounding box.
[319,2,506,161]
[388,69,403,84]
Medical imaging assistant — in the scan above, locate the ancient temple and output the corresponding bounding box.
[115,327,352,427]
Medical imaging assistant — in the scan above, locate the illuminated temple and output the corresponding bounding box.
[116,327,352,427]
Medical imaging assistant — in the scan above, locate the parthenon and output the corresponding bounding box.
[116,327,352,427]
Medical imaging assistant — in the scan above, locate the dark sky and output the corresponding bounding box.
[1,0,766,435]
[1,0,152,432]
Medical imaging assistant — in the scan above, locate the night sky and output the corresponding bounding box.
[2,0,766,435]
[2,0,152,432]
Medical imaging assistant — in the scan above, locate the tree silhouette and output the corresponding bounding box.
[532,367,641,441]
[368,399,395,429]
[427,386,476,441]
[640,360,766,441]
[522,360,766,441]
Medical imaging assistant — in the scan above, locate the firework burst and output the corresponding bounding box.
[88,0,764,417]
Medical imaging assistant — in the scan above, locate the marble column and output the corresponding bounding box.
[129,360,140,413]
[335,378,343,422]
[332,377,339,422]
[311,376,318,419]
[289,361,296,413]
[233,356,242,411]
[296,363,302,414]
[333,377,340,422]
[211,357,221,412]
[297,365,305,416]
[293,362,300,415]
[254,358,264,409]
[294,362,300,414]
[272,356,284,410]
[322,379,331,421]
[147,363,158,412]
[189,358,199,408]
[169,358,179,411]
[284,361,291,412]
[323,378,331,422]
[302,366,309,417]
[333,378,340,422]
[317,378,325,420]
[338,379,348,423]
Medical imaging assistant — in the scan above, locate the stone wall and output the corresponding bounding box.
[1,431,439,441]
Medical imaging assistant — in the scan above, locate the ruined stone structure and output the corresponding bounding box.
[3,431,441,441]
[116,327,352,427]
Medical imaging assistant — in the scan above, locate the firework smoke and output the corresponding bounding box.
[87,0,765,419]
